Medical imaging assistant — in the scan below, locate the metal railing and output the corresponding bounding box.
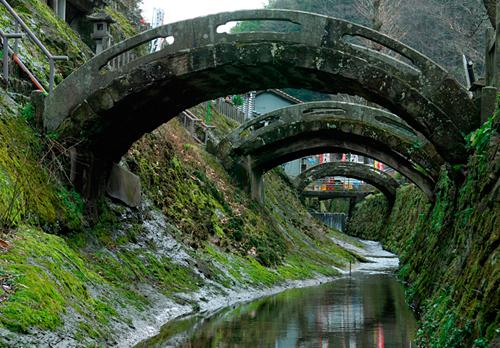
[0,0,68,94]
[179,109,215,145]
[310,212,347,232]
[307,181,375,192]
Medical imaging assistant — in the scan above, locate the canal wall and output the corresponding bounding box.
[346,113,499,346]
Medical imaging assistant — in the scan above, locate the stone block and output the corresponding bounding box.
[106,163,141,207]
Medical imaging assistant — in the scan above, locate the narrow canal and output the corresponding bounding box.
[137,242,416,347]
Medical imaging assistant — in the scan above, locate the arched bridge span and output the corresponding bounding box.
[44,9,477,169]
[215,101,442,201]
[295,161,400,202]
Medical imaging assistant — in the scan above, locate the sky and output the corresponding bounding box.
[141,0,267,25]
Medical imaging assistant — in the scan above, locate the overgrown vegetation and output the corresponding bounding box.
[345,193,389,240]
[0,95,361,346]
[347,101,499,345]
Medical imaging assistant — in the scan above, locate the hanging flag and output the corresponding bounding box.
[205,100,212,124]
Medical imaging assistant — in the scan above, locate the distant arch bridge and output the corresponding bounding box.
[214,101,442,201]
[294,161,401,202]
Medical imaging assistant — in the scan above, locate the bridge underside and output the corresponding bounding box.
[52,46,474,165]
[46,10,477,162]
[231,138,434,203]
[42,10,478,203]
[216,104,441,202]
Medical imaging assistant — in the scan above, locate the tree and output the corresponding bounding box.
[355,0,405,39]
[262,0,491,83]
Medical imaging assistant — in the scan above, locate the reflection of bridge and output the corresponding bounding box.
[40,9,477,205]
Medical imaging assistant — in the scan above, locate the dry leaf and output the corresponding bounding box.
[0,239,10,250]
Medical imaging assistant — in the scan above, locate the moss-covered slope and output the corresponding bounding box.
[347,112,500,346]
[0,101,361,346]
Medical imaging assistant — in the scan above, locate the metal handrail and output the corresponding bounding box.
[0,0,68,94]
[1,29,46,93]
[180,110,216,145]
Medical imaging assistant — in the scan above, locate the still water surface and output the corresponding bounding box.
[138,273,416,347]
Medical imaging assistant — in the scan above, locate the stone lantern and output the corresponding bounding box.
[87,11,115,54]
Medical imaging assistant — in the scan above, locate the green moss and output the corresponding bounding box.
[0,0,91,88]
[128,120,289,267]
[103,6,139,40]
[0,227,108,333]
[354,130,499,343]
[0,116,59,228]
[345,193,389,240]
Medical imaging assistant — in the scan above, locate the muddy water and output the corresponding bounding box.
[137,271,416,347]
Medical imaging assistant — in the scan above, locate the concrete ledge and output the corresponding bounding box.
[106,163,141,207]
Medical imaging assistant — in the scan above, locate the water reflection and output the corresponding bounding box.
[137,274,416,348]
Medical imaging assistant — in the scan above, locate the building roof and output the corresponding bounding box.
[87,11,115,23]
[255,89,302,104]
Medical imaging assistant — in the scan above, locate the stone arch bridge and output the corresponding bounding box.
[214,101,442,201]
[294,161,401,202]
[41,9,477,200]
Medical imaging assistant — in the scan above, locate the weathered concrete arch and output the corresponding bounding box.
[44,9,477,170]
[215,101,442,201]
[294,161,400,201]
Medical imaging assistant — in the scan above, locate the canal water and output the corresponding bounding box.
[137,272,416,347]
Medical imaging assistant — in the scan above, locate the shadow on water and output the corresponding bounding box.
[136,273,416,347]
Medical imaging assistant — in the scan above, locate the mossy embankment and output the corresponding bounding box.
[347,112,500,346]
[0,2,361,344]
[0,92,362,346]
[0,2,361,345]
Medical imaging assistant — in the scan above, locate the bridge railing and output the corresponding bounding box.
[92,9,440,78]
[304,182,375,192]
[45,9,475,134]
[0,0,68,94]
[108,50,137,71]
[234,102,418,141]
